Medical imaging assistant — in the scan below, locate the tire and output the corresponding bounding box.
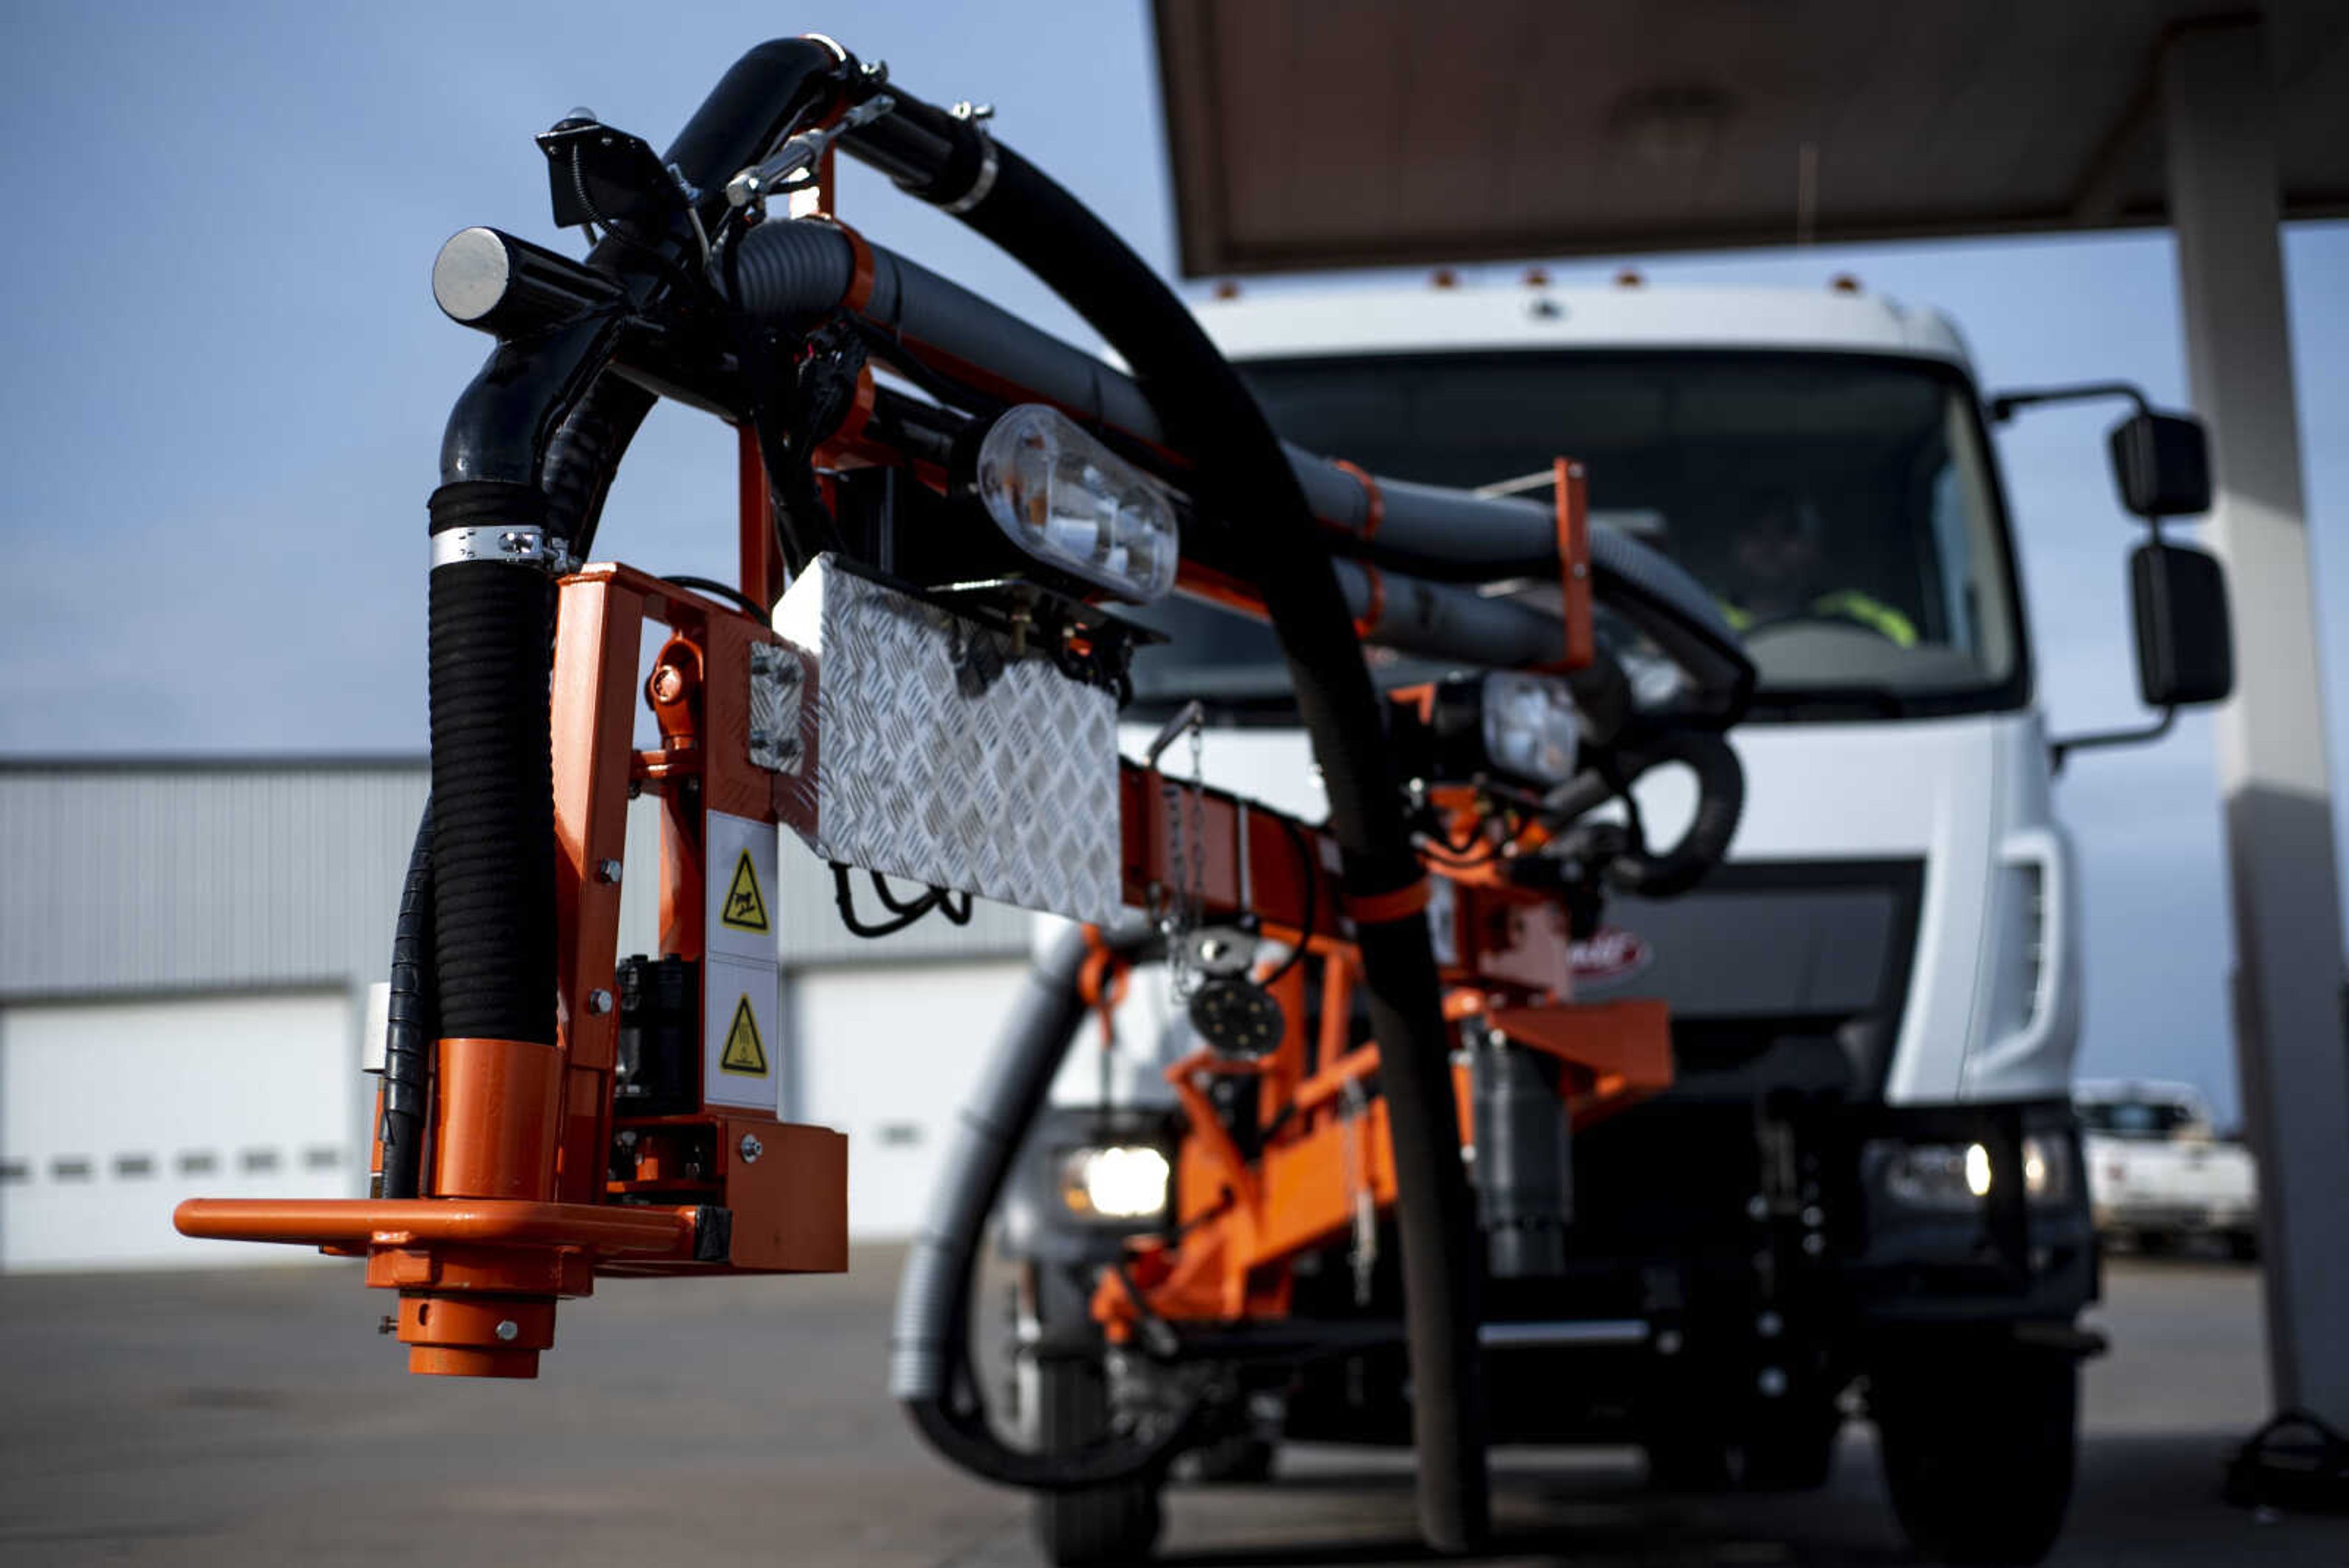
[1739,1401,1842,1492]
[1182,1433,1277,1485]
[1644,1435,1735,1493]
[2225,1229,2260,1263]
[1872,1336,2078,1566]
[1031,1356,1163,1567]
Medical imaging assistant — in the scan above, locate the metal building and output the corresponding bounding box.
[0,758,1031,1270]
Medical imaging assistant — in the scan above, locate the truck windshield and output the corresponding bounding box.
[1140,351,2028,722]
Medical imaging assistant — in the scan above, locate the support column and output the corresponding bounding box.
[2163,17,2349,1424]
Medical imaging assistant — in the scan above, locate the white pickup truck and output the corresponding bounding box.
[2077,1080,2258,1258]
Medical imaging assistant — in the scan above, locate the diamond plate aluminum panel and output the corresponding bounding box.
[773,557,1122,923]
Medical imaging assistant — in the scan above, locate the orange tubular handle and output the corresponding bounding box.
[173,1198,703,1257]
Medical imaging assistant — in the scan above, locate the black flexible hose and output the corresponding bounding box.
[1605,730,1745,897]
[426,485,561,1048]
[377,802,435,1200]
[1544,729,1746,897]
[542,374,656,558]
[843,114,1490,1550]
[889,925,1203,1488]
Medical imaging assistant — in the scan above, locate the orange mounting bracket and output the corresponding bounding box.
[177,563,847,1377]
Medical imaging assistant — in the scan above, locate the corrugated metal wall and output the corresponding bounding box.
[0,761,1027,1000]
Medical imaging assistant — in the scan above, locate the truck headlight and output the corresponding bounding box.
[1059,1145,1171,1221]
[1873,1141,1992,1211]
[974,405,1179,603]
[1869,1134,2074,1211]
[2021,1132,2071,1205]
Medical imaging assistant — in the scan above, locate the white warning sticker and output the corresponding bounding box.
[705,811,779,963]
[703,952,779,1112]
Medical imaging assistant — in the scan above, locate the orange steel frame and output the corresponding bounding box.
[177,563,847,1377]
[1095,768,1673,1343]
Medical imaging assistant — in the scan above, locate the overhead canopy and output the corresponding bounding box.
[1151,1,2349,276]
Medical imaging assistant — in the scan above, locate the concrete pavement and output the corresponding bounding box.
[0,1250,2337,1566]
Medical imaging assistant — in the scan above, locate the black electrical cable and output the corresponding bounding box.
[833,863,943,937]
[661,574,768,619]
[1260,815,1317,987]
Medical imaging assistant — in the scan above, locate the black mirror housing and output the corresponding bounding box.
[2131,541,2233,707]
[2109,411,2212,519]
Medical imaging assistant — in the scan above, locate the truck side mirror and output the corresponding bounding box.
[2109,411,2211,519]
[2131,541,2233,707]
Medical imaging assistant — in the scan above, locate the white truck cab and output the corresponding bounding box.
[1178,278,2079,1110]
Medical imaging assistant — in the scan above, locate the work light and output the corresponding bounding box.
[1389,671,1581,789]
[973,405,1179,603]
[1059,1144,1172,1221]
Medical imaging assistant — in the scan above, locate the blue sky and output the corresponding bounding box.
[2,2,2343,1120]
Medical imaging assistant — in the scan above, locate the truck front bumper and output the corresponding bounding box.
[1843,1098,2098,1326]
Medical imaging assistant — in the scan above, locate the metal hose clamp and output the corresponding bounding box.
[430,526,578,574]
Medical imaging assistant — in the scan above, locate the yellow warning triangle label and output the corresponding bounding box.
[719,995,768,1076]
[721,849,770,933]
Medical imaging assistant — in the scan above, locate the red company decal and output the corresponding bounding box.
[1570,927,1652,983]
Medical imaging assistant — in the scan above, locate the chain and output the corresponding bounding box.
[1339,1077,1378,1306]
[1160,713,1209,1003]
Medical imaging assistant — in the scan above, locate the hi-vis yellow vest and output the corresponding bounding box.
[1723,592,1918,647]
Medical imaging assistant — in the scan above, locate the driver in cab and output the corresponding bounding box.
[1720,490,1917,647]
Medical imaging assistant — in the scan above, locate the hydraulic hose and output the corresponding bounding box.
[722,217,1750,715]
[1545,728,1746,899]
[890,925,1200,1488]
[841,102,1491,1550]
[541,374,656,557]
[377,803,435,1200]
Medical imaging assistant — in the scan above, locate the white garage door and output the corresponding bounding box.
[0,990,358,1271]
[794,960,1032,1239]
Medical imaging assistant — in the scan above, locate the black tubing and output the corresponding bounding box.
[426,483,560,1047]
[1606,730,1745,897]
[722,218,1747,715]
[541,373,656,557]
[658,37,848,229]
[891,925,1200,1488]
[845,114,1490,1550]
[1545,728,1746,898]
[377,802,435,1200]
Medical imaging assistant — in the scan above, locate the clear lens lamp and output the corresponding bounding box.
[1872,1134,2074,1213]
[1060,1145,1171,1221]
[974,405,1179,603]
[1480,671,1579,786]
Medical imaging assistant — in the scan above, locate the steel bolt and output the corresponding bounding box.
[596,858,623,884]
[1802,1205,1825,1228]
[1654,1328,1683,1357]
[376,1314,397,1337]
[588,989,613,1016]
[1757,1367,1787,1398]
[739,1134,764,1164]
[1802,1232,1826,1257]
[1757,1310,1783,1339]
[495,1320,519,1343]
[1746,1194,1770,1222]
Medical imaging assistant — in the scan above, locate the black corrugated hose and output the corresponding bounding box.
[842,95,1492,1551]
[889,925,1208,1488]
